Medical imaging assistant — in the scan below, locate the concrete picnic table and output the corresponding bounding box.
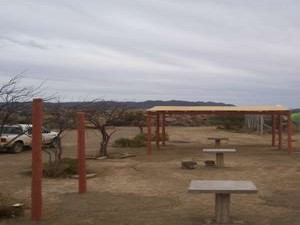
[202,148,236,167]
[188,180,258,224]
[207,137,229,147]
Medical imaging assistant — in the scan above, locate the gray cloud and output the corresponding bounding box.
[0,0,299,107]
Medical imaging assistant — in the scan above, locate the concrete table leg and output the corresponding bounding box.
[216,153,224,167]
[215,193,231,224]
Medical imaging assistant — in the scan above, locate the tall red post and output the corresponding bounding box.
[77,112,87,194]
[278,115,282,149]
[147,112,152,155]
[162,112,166,146]
[156,113,160,149]
[272,114,276,147]
[31,98,43,221]
[287,112,293,155]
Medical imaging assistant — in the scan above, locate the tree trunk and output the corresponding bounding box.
[57,138,63,161]
[99,126,110,157]
[139,126,144,134]
[56,131,63,161]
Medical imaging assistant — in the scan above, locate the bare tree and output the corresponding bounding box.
[42,100,98,177]
[0,73,49,152]
[124,110,146,133]
[85,102,126,157]
[44,100,76,163]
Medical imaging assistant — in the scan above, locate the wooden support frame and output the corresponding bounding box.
[162,112,166,146]
[272,114,276,147]
[278,115,283,149]
[31,98,43,221]
[287,111,293,155]
[156,113,160,149]
[147,112,152,155]
[77,112,87,194]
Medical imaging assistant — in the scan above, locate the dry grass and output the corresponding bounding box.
[0,126,299,225]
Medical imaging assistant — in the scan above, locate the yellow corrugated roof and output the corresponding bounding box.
[147,106,290,112]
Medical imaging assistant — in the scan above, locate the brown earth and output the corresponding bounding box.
[0,126,300,225]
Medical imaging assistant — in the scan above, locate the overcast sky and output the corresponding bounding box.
[0,0,299,107]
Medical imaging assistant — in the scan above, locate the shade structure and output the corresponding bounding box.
[146,106,293,155]
[147,106,290,114]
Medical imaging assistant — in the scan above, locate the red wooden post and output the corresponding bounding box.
[156,113,160,149]
[162,112,166,146]
[147,112,152,155]
[287,112,293,155]
[77,112,86,194]
[31,98,43,221]
[272,114,276,147]
[278,115,282,149]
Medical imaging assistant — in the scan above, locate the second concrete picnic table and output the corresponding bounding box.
[188,180,258,224]
[202,148,237,167]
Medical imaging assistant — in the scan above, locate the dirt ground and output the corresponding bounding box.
[1,126,300,225]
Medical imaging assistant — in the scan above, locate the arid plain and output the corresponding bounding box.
[0,126,300,225]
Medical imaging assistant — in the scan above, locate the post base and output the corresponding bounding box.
[216,153,224,167]
[215,193,231,224]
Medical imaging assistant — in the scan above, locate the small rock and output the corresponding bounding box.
[119,153,136,159]
[96,156,108,160]
[12,203,24,208]
[204,160,215,167]
[71,173,97,179]
[181,160,197,169]
[86,155,97,160]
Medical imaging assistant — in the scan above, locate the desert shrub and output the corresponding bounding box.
[0,193,24,218]
[113,133,169,148]
[62,158,78,175]
[113,138,132,148]
[43,158,78,178]
[168,115,208,126]
[44,119,76,130]
[133,133,147,142]
[151,133,169,141]
[131,133,147,147]
[113,134,147,148]
[208,115,244,130]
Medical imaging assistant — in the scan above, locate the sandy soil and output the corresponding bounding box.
[0,126,300,225]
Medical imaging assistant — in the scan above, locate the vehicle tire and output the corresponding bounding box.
[10,142,24,153]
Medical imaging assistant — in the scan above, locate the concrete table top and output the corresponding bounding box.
[202,148,237,153]
[188,180,258,194]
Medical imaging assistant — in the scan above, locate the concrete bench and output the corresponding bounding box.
[188,180,258,224]
[202,148,236,167]
[207,137,229,147]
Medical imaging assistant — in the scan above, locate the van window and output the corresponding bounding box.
[2,127,23,135]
